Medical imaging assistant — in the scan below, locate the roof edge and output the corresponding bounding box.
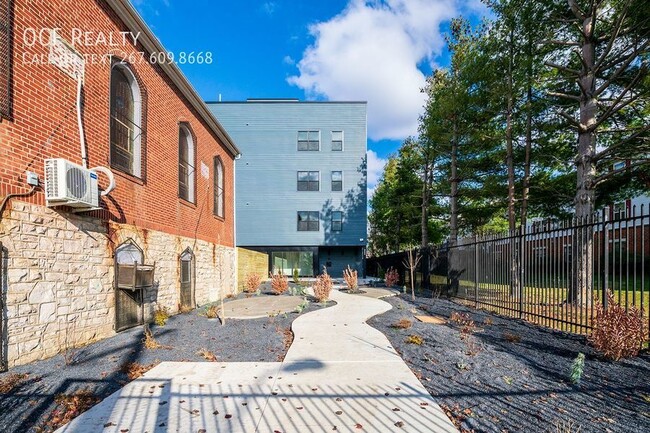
[106,0,240,157]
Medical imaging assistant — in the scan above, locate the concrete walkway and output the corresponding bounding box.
[56,289,458,433]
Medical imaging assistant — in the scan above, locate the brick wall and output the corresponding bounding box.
[0,0,237,368]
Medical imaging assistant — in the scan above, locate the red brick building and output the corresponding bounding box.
[0,0,240,368]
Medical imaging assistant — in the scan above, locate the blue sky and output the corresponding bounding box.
[131,0,487,193]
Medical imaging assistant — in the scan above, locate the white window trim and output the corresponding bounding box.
[331,170,343,192]
[179,124,195,203]
[331,130,344,151]
[110,63,143,178]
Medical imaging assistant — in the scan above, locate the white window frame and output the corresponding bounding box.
[297,130,320,151]
[110,63,143,178]
[331,170,343,191]
[178,124,195,203]
[331,130,344,151]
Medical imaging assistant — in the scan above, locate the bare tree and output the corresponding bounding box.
[402,248,423,301]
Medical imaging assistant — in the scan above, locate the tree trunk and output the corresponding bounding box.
[506,30,519,298]
[521,31,533,229]
[421,163,429,248]
[449,120,460,295]
[569,11,597,307]
[450,124,459,246]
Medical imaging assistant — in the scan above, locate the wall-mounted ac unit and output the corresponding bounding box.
[44,158,99,208]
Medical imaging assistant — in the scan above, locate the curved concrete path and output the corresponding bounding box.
[56,289,457,433]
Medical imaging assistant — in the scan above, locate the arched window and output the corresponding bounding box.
[179,247,195,309]
[178,124,195,203]
[214,157,224,218]
[110,64,142,177]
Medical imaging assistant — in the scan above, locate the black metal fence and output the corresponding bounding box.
[368,204,650,340]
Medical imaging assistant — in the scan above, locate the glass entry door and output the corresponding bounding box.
[271,251,314,277]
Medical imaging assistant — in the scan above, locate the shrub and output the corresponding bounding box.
[343,265,358,291]
[385,267,399,287]
[405,335,424,345]
[179,304,193,314]
[589,293,647,360]
[203,304,219,319]
[450,311,476,338]
[391,318,413,329]
[292,268,300,285]
[503,332,521,343]
[569,353,585,384]
[269,270,289,295]
[313,267,333,302]
[244,273,262,293]
[153,306,170,326]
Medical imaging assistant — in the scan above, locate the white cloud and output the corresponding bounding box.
[283,55,295,66]
[367,149,387,198]
[261,2,277,16]
[288,0,460,141]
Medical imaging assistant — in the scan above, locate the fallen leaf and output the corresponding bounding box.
[395,421,405,427]
[335,411,342,415]
[355,423,363,429]
[225,414,233,419]
[392,408,400,411]
[103,422,116,427]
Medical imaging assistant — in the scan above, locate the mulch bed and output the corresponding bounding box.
[0,300,330,433]
[368,294,650,433]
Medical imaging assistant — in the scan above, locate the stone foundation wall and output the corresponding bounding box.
[0,202,236,368]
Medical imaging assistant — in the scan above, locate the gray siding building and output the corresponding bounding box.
[208,100,367,277]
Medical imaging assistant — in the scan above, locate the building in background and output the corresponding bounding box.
[0,0,239,369]
[208,100,367,277]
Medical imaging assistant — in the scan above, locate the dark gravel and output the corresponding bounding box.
[368,294,650,433]
[0,299,331,433]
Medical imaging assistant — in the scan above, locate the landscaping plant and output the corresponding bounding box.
[269,270,289,295]
[570,353,585,384]
[385,267,399,288]
[589,293,646,360]
[244,273,262,293]
[153,305,170,326]
[313,266,333,302]
[205,304,219,319]
[391,318,413,329]
[343,265,359,292]
[402,248,422,301]
[405,334,424,345]
[292,267,300,285]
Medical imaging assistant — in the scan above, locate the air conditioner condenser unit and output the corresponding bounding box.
[44,158,99,208]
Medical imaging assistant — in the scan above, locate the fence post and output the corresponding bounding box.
[474,235,479,308]
[518,225,525,319]
[602,208,609,310]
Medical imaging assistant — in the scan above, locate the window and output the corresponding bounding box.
[331,211,343,232]
[297,211,319,231]
[331,131,343,151]
[178,124,195,203]
[331,171,343,191]
[297,171,319,191]
[0,0,11,119]
[110,64,142,177]
[298,130,320,151]
[214,157,224,218]
[613,202,626,220]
